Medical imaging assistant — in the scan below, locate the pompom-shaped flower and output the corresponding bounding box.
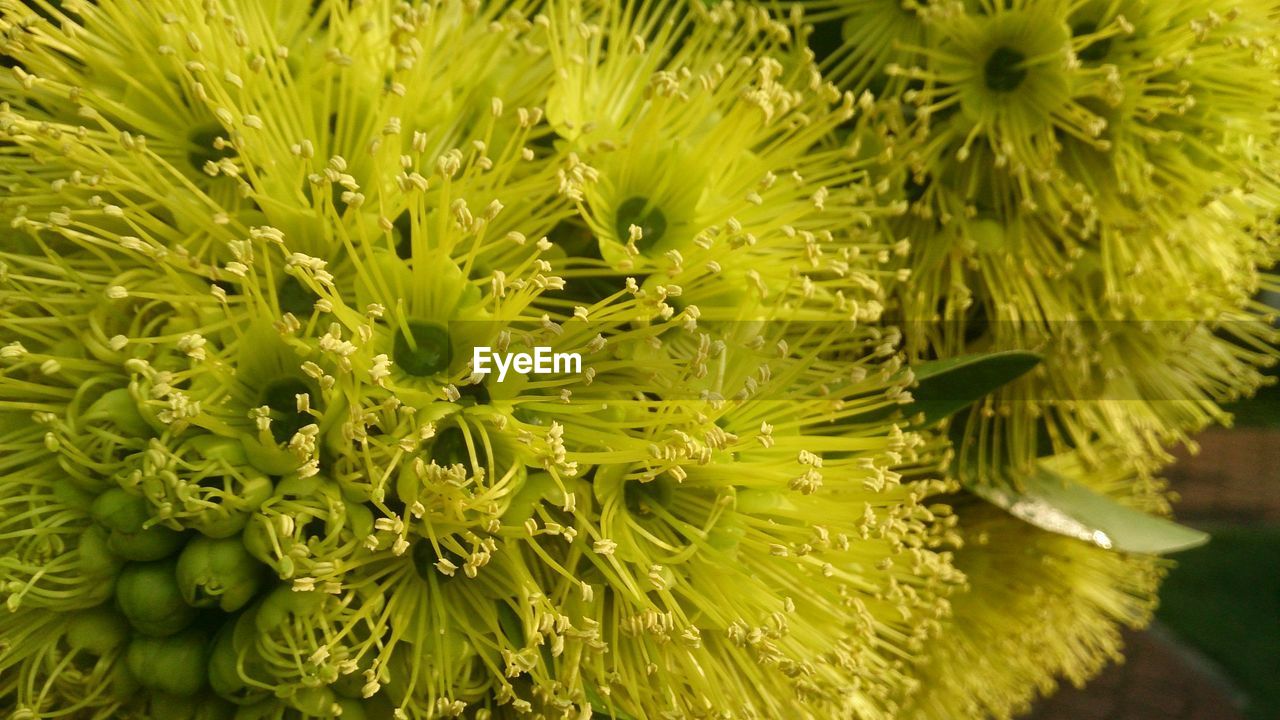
[0,1,959,718]
[774,1,1276,715]
[539,0,910,324]
[807,0,1280,475]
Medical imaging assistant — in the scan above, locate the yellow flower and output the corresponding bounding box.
[0,1,957,718]
[541,0,905,323]
[841,0,1280,471]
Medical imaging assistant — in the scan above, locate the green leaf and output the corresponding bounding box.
[908,351,1042,425]
[970,467,1209,555]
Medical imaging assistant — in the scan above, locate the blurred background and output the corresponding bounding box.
[1028,368,1280,720]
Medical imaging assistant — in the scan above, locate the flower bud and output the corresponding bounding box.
[176,535,266,612]
[76,525,125,581]
[240,515,276,566]
[207,617,269,705]
[141,692,236,720]
[287,685,339,717]
[66,607,130,656]
[91,488,185,561]
[195,472,274,539]
[106,659,142,702]
[116,558,197,636]
[52,479,96,512]
[239,434,304,475]
[125,626,211,696]
[274,473,325,498]
[186,434,249,464]
[82,387,153,438]
[253,586,326,634]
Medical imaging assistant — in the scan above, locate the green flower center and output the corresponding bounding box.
[301,173,350,216]
[277,275,317,317]
[625,477,674,517]
[614,196,667,253]
[187,124,232,172]
[412,539,466,581]
[904,173,929,203]
[260,378,311,444]
[458,379,491,406]
[983,46,1028,93]
[393,210,414,259]
[394,320,452,377]
[430,425,488,470]
[212,279,238,298]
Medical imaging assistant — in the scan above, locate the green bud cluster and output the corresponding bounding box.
[33,430,277,714]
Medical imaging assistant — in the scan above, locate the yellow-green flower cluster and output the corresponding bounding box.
[3,0,1277,718]
[795,0,1280,717]
[813,0,1280,468]
[0,1,963,718]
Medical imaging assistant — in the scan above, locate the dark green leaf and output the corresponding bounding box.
[908,350,1041,425]
[971,467,1209,555]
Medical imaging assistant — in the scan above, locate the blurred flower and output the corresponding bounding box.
[902,451,1169,719]
[811,0,1280,472]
